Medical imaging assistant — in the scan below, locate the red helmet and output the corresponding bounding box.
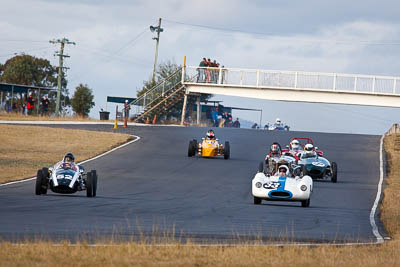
[270,143,281,155]
[206,130,215,139]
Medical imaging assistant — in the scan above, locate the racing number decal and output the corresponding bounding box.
[312,162,325,167]
[263,182,280,189]
[57,174,73,179]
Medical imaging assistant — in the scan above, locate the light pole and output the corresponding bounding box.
[150,18,163,84]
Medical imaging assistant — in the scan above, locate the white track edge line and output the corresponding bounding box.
[0,134,141,187]
[369,135,385,244]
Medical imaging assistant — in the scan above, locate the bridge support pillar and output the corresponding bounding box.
[196,96,201,125]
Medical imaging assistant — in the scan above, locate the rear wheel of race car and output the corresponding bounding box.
[254,196,262,205]
[86,171,94,197]
[224,141,230,160]
[258,161,264,173]
[91,170,98,197]
[331,162,338,183]
[40,168,49,194]
[301,198,310,207]
[35,169,44,195]
[188,141,194,157]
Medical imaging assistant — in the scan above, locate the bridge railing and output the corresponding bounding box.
[183,66,400,95]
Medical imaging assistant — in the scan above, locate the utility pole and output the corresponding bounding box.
[150,18,163,84]
[49,38,75,116]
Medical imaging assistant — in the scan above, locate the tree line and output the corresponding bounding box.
[0,54,94,116]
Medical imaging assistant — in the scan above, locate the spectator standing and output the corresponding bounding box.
[212,107,219,127]
[41,95,50,116]
[26,93,35,115]
[232,118,241,128]
[123,100,130,128]
[197,58,207,82]
[205,58,211,83]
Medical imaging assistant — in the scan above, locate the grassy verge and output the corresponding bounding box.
[0,112,99,121]
[0,124,131,184]
[0,241,399,267]
[0,125,399,266]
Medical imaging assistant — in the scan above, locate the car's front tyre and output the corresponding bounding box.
[35,169,48,195]
[188,141,194,157]
[224,141,230,159]
[301,198,310,207]
[35,170,43,195]
[86,171,95,197]
[254,196,262,205]
[331,162,338,183]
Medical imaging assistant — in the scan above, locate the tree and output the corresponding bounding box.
[0,54,63,87]
[0,54,70,114]
[137,60,212,120]
[71,84,95,117]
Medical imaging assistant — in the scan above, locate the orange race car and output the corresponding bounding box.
[188,129,230,159]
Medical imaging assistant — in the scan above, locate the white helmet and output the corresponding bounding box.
[277,165,289,176]
[304,143,314,152]
[276,118,281,124]
[291,139,300,149]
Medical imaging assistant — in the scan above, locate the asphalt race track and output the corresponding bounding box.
[0,124,387,243]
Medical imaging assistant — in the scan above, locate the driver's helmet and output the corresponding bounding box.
[63,152,75,163]
[291,139,300,150]
[275,118,281,124]
[206,129,215,139]
[270,143,281,156]
[304,144,315,155]
[278,165,289,176]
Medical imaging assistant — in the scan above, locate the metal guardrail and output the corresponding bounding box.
[183,66,400,95]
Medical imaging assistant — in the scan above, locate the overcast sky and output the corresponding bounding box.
[1,0,400,134]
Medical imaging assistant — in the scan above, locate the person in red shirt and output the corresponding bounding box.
[27,92,35,115]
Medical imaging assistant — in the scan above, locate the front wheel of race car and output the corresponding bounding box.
[331,162,338,183]
[41,168,49,194]
[254,196,262,205]
[224,141,230,159]
[35,169,44,195]
[188,141,194,157]
[301,198,310,207]
[86,171,95,197]
[91,170,98,197]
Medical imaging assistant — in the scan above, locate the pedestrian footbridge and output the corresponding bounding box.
[182,66,400,107]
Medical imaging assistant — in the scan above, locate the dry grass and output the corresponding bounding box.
[381,134,400,239]
[0,124,131,184]
[0,112,99,121]
[1,126,400,266]
[0,241,400,267]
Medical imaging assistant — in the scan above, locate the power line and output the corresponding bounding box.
[0,39,49,43]
[0,46,53,58]
[163,19,400,46]
[67,27,150,84]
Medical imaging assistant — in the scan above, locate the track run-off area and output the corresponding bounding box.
[0,123,388,244]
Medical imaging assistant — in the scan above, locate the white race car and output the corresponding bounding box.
[35,161,98,197]
[252,162,313,207]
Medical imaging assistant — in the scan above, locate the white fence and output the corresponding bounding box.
[183,66,400,95]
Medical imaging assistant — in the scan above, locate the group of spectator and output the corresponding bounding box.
[2,92,50,116]
[197,58,225,84]
[209,107,240,128]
